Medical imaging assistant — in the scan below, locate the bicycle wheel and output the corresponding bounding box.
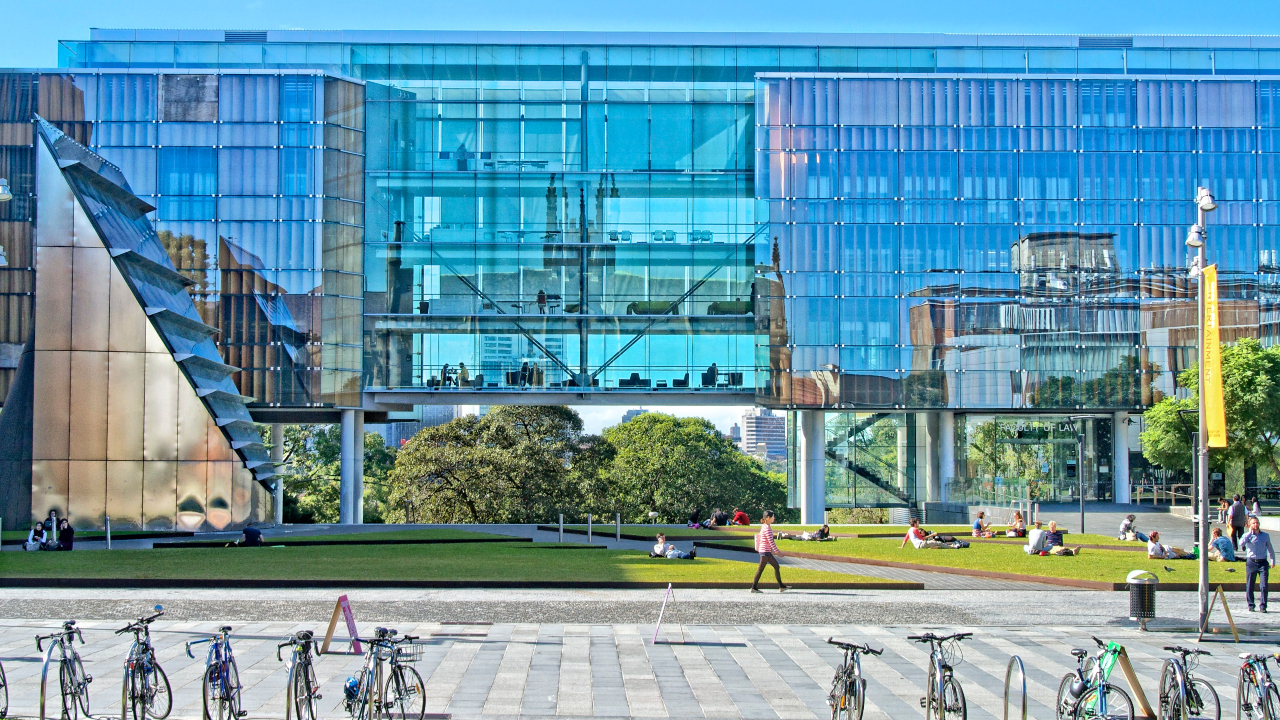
[1265,685,1280,720]
[145,663,172,720]
[225,659,242,719]
[204,665,229,720]
[1186,678,1220,720]
[828,675,860,720]
[1239,673,1265,720]
[1057,675,1077,720]
[127,666,147,720]
[0,661,8,719]
[70,655,90,718]
[382,666,425,720]
[292,660,318,720]
[940,677,966,720]
[60,660,79,720]
[1074,683,1134,720]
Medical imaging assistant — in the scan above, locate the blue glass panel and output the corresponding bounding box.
[959,152,1015,198]
[158,146,216,195]
[1079,81,1134,127]
[1027,50,1077,73]
[1199,153,1256,201]
[901,225,958,272]
[280,148,313,195]
[900,152,955,198]
[1081,153,1136,199]
[1138,152,1195,199]
[838,152,895,198]
[281,76,315,122]
[1019,152,1075,199]
[97,74,156,121]
[839,225,897,272]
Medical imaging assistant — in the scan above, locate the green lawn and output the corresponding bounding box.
[0,542,893,585]
[703,536,1239,585]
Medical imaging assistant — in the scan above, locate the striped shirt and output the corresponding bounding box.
[755,525,779,554]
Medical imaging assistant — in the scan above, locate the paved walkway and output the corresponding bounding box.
[0,612,1269,720]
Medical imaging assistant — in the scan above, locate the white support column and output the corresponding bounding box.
[938,411,955,503]
[1114,412,1131,504]
[340,409,357,525]
[798,410,826,525]
[271,422,284,525]
[353,411,365,525]
[896,423,909,492]
[921,413,940,503]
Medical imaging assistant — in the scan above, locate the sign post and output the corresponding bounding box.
[320,594,362,655]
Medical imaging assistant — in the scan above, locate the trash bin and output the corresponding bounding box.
[1127,570,1158,631]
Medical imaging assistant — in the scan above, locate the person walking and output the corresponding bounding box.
[1240,515,1276,613]
[1230,495,1248,546]
[750,510,788,593]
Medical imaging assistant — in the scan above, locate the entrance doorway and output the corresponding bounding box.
[956,415,1114,504]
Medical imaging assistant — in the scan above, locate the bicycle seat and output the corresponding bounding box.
[63,620,77,629]
[296,630,314,640]
[1071,648,1088,658]
[219,625,232,633]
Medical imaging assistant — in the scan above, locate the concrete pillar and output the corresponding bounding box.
[354,411,365,524]
[798,410,826,525]
[1114,412,1131,504]
[340,409,357,524]
[920,413,940,503]
[939,412,955,504]
[271,423,284,525]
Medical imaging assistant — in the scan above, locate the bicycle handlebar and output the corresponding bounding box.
[1091,636,1107,649]
[36,626,83,652]
[186,637,212,658]
[1164,645,1209,656]
[907,632,972,644]
[826,638,884,655]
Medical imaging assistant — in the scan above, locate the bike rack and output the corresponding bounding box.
[1003,655,1027,720]
[37,642,56,720]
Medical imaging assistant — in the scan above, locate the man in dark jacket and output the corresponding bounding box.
[1231,495,1249,546]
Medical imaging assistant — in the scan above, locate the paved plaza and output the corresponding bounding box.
[0,587,1276,720]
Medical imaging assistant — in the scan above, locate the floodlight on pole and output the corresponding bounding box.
[1196,187,1218,213]
[0,178,11,202]
[1191,186,1216,632]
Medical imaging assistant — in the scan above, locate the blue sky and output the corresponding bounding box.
[5,0,1280,68]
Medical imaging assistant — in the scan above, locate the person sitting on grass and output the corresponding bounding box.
[1146,530,1193,560]
[781,524,832,542]
[1024,520,1048,555]
[901,518,951,549]
[731,508,750,526]
[24,523,45,551]
[972,511,994,538]
[1208,527,1237,562]
[1119,514,1148,542]
[241,522,263,547]
[1006,511,1027,538]
[710,508,731,527]
[1044,521,1082,556]
[652,533,696,560]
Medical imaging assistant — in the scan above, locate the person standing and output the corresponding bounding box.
[750,511,788,593]
[1240,515,1276,613]
[1230,495,1248,546]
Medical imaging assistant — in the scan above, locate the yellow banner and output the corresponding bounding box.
[1203,264,1227,448]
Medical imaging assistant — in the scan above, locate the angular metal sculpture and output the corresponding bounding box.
[0,118,274,530]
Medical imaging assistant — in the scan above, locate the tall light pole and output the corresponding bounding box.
[1068,415,1092,535]
[1187,186,1217,629]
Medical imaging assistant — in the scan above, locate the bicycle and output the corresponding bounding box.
[187,626,245,720]
[908,632,970,720]
[825,637,883,720]
[1237,651,1280,720]
[1056,636,1135,720]
[1157,645,1219,720]
[35,620,92,720]
[0,658,7,719]
[116,605,172,720]
[277,630,322,720]
[343,627,426,720]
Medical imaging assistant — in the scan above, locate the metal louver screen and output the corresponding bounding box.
[224,31,268,43]
[1078,36,1133,48]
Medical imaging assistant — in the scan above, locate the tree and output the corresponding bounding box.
[596,413,789,523]
[1031,355,1163,408]
[385,406,590,524]
[276,424,396,523]
[1141,338,1280,476]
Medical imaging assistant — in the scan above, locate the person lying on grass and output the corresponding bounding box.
[651,533,696,560]
[780,524,832,542]
[901,518,964,549]
[1043,521,1082,556]
[972,511,994,538]
[1146,530,1193,560]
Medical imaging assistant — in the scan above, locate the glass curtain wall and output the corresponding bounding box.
[67,71,364,407]
[359,47,759,392]
[757,76,1276,412]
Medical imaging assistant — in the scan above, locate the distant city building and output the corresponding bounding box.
[622,408,649,424]
[740,408,786,460]
[728,423,742,444]
[380,405,459,447]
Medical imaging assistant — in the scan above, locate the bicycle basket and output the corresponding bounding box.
[395,643,423,663]
[940,639,964,667]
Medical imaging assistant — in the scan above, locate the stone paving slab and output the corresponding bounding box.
[0,617,1269,720]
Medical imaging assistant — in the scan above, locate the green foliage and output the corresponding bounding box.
[595,413,790,523]
[1142,338,1280,476]
[1031,355,1162,408]
[276,424,396,524]
[385,407,791,525]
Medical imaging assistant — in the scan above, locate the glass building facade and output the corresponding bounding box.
[2,29,1280,512]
